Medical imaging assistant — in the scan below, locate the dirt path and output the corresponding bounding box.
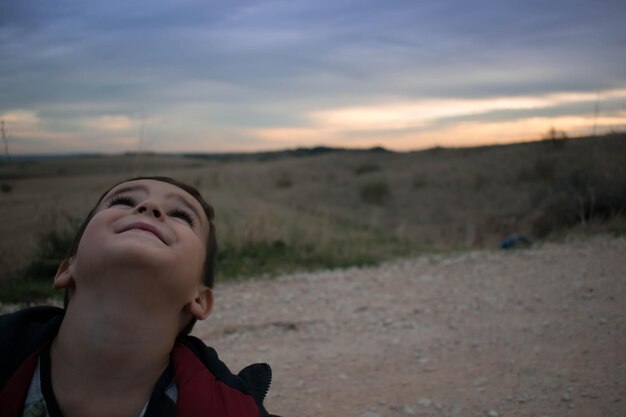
[194,236,626,417]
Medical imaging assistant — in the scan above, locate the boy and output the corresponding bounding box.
[0,177,276,417]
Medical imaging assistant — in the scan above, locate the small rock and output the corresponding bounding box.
[360,412,381,417]
[561,392,571,402]
[417,398,431,407]
[487,410,498,417]
[403,406,416,415]
[473,377,487,386]
[450,405,462,417]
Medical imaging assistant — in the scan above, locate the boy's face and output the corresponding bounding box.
[63,179,211,307]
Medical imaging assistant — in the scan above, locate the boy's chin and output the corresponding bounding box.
[111,232,173,256]
[74,237,201,298]
[107,244,174,272]
[75,241,173,283]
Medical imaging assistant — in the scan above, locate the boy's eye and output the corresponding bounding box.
[107,195,136,207]
[171,209,194,226]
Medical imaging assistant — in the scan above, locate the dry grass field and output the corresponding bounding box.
[0,133,625,301]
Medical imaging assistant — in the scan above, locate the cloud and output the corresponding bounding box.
[1,109,146,153]
[251,112,626,151]
[309,88,626,133]
[247,88,626,150]
[251,127,331,144]
[390,113,626,149]
[0,109,40,126]
[0,109,84,153]
[85,115,142,132]
[1,1,625,153]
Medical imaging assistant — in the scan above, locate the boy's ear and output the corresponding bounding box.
[53,258,76,290]
[185,287,214,321]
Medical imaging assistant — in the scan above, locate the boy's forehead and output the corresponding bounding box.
[105,179,192,199]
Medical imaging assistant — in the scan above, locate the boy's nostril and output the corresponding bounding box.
[137,205,161,218]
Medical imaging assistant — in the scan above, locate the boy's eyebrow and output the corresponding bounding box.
[106,184,148,199]
[167,192,204,225]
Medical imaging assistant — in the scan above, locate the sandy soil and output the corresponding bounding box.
[194,236,626,417]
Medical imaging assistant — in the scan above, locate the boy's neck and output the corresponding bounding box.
[49,293,182,417]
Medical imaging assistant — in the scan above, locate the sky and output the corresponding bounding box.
[1,0,625,154]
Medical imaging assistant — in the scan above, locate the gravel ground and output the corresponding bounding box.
[194,236,626,417]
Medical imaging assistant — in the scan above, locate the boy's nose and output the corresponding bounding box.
[136,203,162,219]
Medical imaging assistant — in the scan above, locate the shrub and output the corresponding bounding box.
[360,181,390,205]
[532,170,626,236]
[24,214,80,282]
[0,279,60,304]
[0,214,79,303]
[275,173,292,188]
[354,163,380,175]
[412,174,427,189]
[542,127,567,150]
[1,183,13,193]
[473,174,486,191]
[218,240,293,277]
[532,158,557,182]
[517,157,557,183]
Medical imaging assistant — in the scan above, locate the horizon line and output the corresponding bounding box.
[2,131,621,160]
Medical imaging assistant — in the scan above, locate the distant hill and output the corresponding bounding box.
[180,145,391,162]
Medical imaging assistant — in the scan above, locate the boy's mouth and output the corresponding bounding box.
[119,221,168,245]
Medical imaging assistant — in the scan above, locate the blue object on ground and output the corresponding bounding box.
[500,234,533,249]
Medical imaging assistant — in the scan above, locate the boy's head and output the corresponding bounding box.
[59,176,217,335]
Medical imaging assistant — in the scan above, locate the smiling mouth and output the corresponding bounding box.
[120,222,167,244]
[125,228,163,242]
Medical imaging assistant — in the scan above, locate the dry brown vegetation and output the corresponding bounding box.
[0,133,625,301]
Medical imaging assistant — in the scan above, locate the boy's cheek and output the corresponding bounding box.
[73,221,109,267]
[172,245,206,284]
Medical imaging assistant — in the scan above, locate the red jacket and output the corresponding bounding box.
[0,306,276,417]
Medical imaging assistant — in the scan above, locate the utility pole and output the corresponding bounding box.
[592,94,599,137]
[1,120,10,162]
